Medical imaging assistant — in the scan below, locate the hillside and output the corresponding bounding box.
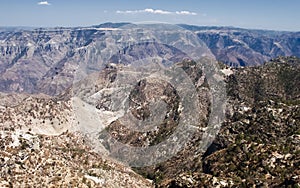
[0,56,299,187]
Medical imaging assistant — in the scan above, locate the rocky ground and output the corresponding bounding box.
[128,56,300,187]
[0,56,299,187]
[0,130,153,187]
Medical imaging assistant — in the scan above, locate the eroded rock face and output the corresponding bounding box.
[0,24,299,95]
[104,78,181,147]
[192,27,300,67]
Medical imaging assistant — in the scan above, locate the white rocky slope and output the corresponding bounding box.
[0,92,154,187]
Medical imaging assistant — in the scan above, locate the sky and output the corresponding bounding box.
[0,0,299,31]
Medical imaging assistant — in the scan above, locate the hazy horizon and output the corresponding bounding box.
[1,22,299,33]
[1,0,299,31]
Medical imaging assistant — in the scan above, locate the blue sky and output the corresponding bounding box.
[0,0,299,31]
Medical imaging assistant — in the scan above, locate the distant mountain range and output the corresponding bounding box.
[178,24,300,66]
[0,22,299,95]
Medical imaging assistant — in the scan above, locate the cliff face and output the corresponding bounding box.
[197,30,300,66]
[0,28,106,95]
[180,24,300,66]
[0,24,299,95]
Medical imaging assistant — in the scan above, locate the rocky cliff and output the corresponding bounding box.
[180,24,300,66]
[0,23,299,95]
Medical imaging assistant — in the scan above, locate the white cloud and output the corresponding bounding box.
[116,8,197,16]
[116,10,139,14]
[37,1,51,6]
[144,9,172,15]
[175,11,197,16]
